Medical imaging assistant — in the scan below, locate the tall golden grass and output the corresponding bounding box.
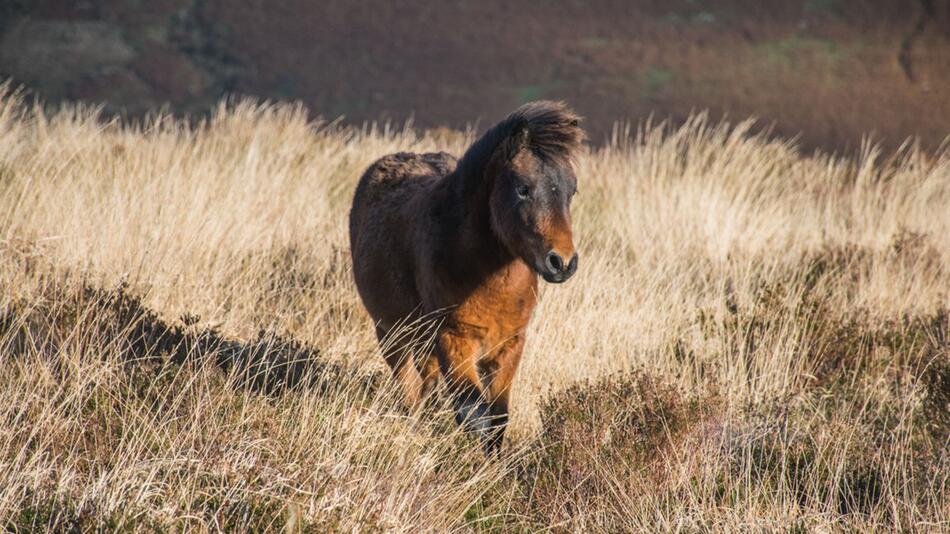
[1,86,948,531]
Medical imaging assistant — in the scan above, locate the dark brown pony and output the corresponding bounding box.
[349,101,584,454]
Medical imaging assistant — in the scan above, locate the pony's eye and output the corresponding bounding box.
[516,184,530,199]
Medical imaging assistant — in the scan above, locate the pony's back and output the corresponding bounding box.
[349,151,456,331]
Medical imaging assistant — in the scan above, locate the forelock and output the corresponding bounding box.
[508,101,585,163]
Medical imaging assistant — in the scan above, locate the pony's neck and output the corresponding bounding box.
[449,166,510,265]
[437,117,524,276]
[433,164,515,282]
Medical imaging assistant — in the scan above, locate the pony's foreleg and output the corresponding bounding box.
[416,354,441,404]
[435,331,493,439]
[481,335,525,456]
[377,327,423,412]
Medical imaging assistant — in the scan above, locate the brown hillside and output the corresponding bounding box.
[1,0,948,151]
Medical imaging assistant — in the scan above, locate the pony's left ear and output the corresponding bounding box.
[503,120,530,160]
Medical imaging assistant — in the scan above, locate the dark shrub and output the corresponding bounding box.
[511,372,715,530]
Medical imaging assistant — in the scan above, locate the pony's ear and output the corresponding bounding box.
[502,120,530,160]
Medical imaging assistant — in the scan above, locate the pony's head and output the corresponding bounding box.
[485,102,585,283]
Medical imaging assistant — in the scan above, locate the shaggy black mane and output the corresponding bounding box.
[454,101,585,186]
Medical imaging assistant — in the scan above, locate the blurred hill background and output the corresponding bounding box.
[1,0,948,152]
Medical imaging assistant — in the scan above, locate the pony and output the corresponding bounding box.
[348,101,584,454]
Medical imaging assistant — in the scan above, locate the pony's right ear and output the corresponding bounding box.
[502,120,530,160]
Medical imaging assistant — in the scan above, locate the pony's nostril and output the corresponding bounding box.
[545,252,564,273]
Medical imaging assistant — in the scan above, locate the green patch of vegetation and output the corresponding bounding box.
[578,36,610,49]
[692,10,716,24]
[804,0,841,15]
[757,36,843,67]
[641,67,674,99]
[274,76,298,99]
[663,5,717,26]
[463,493,512,533]
[499,80,565,104]
[512,84,551,103]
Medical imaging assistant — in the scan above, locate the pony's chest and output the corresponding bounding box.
[449,268,537,342]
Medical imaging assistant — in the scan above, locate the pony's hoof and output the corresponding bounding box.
[454,399,492,432]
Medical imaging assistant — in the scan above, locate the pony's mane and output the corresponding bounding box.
[454,101,585,187]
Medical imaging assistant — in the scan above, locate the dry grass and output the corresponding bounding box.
[0,85,948,532]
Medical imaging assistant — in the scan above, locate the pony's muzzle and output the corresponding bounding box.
[542,251,578,283]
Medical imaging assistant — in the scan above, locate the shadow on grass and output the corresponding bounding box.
[0,281,382,397]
